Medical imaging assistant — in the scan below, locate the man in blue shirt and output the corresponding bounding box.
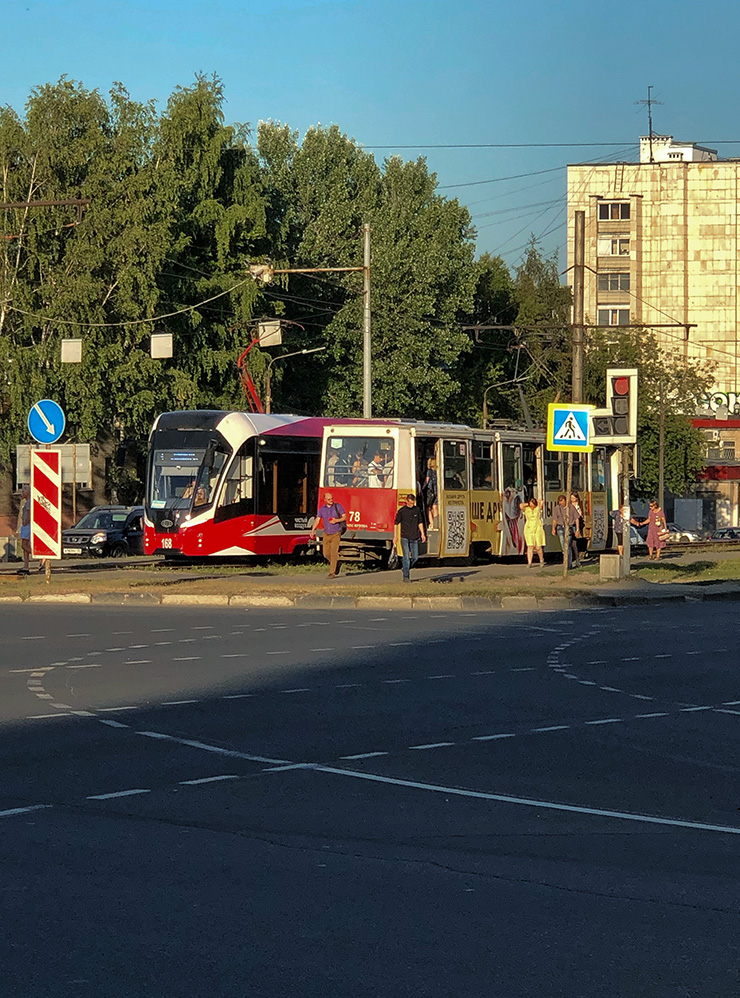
[309,491,346,578]
[394,494,426,582]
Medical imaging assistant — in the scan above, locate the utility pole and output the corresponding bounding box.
[564,210,586,578]
[363,222,372,418]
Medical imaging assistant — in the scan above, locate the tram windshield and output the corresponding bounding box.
[324,435,395,488]
[148,446,229,508]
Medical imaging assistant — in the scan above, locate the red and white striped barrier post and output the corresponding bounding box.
[31,449,62,577]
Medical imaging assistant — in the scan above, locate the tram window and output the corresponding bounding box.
[472,441,496,489]
[502,443,522,491]
[325,436,394,488]
[544,452,563,490]
[591,449,606,491]
[442,440,468,490]
[572,455,586,493]
[215,446,253,522]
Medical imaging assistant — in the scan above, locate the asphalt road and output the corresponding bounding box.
[1,604,739,997]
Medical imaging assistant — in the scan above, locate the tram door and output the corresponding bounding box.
[416,436,440,556]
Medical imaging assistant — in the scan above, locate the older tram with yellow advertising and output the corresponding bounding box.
[318,419,612,564]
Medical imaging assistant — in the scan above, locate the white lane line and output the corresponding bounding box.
[336,683,361,688]
[66,632,90,637]
[409,742,455,750]
[351,645,376,650]
[635,712,669,719]
[511,667,536,672]
[340,752,389,760]
[173,657,202,662]
[632,694,654,700]
[532,725,570,732]
[584,718,623,725]
[27,713,71,719]
[10,668,51,674]
[221,694,253,699]
[221,653,247,658]
[587,660,606,665]
[98,719,129,728]
[314,766,740,836]
[105,647,125,653]
[70,710,96,717]
[722,700,740,706]
[128,644,149,649]
[622,657,640,661]
[127,660,151,665]
[472,670,496,676]
[136,731,291,765]
[67,664,102,670]
[281,688,310,694]
[389,642,412,647]
[154,641,173,646]
[1,805,52,817]
[179,775,239,785]
[98,706,139,712]
[88,789,150,800]
[52,703,72,710]
[191,626,213,630]
[162,700,200,706]
[579,681,597,686]
[429,674,454,680]
[600,687,622,693]
[382,679,409,684]
[681,706,713,712]
[716,708,740,716]
[266,651,290,656]
[310,648,334,652]
[472,733,516,741]
[151,628,174,633]
[686,651,700,655]
[36,694,54,700]
[178,638,197,643]
[22,636,45,640]
[112,630,133,634]
[654,654,672,659]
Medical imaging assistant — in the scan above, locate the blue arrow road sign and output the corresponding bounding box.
[28,399,65,445]
[547,403,593,453]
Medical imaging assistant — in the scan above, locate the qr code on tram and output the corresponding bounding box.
[445,507,467,554]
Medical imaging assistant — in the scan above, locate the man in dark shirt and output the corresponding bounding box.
[394,494,426,582]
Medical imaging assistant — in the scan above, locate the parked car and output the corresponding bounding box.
[709,527,740,541]
[62,506,145,558]
[666,522,702,543]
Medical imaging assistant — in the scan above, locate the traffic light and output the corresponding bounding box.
[591,368,637,444]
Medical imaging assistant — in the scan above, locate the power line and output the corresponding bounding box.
[363,142,638,150]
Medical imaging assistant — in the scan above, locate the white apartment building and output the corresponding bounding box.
[567,135,740,398]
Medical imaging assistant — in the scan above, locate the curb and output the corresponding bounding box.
[4,588,740,609]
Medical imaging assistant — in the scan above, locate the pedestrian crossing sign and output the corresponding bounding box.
[547,403,594,452]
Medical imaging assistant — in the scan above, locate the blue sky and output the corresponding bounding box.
[6,0,740,273]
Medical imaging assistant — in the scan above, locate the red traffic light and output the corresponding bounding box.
[612,376,630,396]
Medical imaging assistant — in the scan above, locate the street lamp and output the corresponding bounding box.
[264,347,327,414]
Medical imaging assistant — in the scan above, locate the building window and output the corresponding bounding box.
[597,236,630,256]
[597,308,630,326]
[597,272,630,292]
[598,202,631,221]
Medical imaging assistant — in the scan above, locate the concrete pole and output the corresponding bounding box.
[572,210,585,403]
[363,223,372,419]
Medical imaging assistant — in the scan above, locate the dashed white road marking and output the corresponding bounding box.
[162,700,199,706]
[340,751,389,760]
[635,712,669,719]
[98,719,129,728]
[88,789,150,800]
[179,775,239,785]
[1,805,52,817]
[533,724,570,732]
[66,664,102,670]
[98,706,139,712]
[410,742,455,750]
[221,694,253,699]
[220,653,247,658]
[310,648,334,652]
[382,679,409,685]
[173,657,202,662]
[584,718,622,725]
[27,713,70,719]
[281,688,310,694]
[472,733,515,741]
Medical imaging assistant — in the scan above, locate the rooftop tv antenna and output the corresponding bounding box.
[635,86,664,163]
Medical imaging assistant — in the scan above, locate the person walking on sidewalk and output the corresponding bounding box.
[394,494,426,583]
[520,496,545,567]
[309,491,346,578]
[15,485,32,575]
[568,492,583,569]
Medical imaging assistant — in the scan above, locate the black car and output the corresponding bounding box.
[62,506,145,558]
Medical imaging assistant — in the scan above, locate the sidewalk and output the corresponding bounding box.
[2,548,740,610]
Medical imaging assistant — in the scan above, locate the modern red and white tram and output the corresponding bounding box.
[143,411,332,558]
